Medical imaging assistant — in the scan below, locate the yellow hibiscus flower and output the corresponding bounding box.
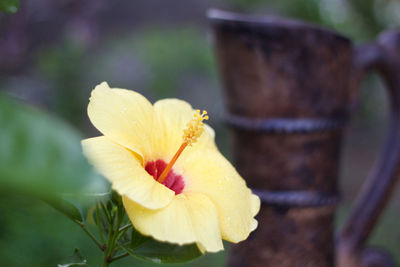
[82,82,260,253]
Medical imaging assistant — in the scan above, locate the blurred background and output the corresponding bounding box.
[0,0,399,266]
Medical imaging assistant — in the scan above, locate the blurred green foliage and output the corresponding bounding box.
[0,0,19,14]
[0,94,103,197]
[133,28,216,98]
[277,0,384,40]
[87,27,216,100]
[39,41,87,127]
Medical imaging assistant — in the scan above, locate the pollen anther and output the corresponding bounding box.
[183,110,209,146]
[157,110,209,184]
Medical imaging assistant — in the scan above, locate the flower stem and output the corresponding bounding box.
[96,203,105,244]
[101,199,128,266]
[74,195,131,266]
[75,221,103,250]
[102,254,110,267]
[111,252,129,262]
[100,201,112,224]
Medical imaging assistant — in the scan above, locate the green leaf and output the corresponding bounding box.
[43,196,84,222]
[122,227,202,264]
[0,0,19,13]
[111,190,122,207]
[46,191,112,224]
[129,225,152,250]
[0,94,106,197]
[58,248,88,267]
[58,264,88,267]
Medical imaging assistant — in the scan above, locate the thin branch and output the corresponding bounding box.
[100,201,112,224]
[119,224,132,232]
[108,208,124,258]
[96,203,105,244]
[75,221,103,250]
[111,252,129,262]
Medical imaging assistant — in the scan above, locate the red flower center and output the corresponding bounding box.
[145,160,185,195]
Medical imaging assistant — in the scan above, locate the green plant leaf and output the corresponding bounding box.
[122,227,202,264]
[58,248,88,267]
[0,0,19,13]
[0,94,106,197]
[44,196,84,222]
[129,225,152,250]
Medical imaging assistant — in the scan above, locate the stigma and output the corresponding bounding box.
[157,110,209,185]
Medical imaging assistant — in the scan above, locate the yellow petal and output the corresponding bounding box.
[123,193,224,253]
[82,136,174,210]
[87,82,154,160]
[186,193,224,253]
[178,149,260,243]
[151,99,216,162]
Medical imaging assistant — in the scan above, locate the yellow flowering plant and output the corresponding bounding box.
[74,82,260,266]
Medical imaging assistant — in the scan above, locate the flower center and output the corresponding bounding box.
[152,110,209,193]
[145,160,184,195]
